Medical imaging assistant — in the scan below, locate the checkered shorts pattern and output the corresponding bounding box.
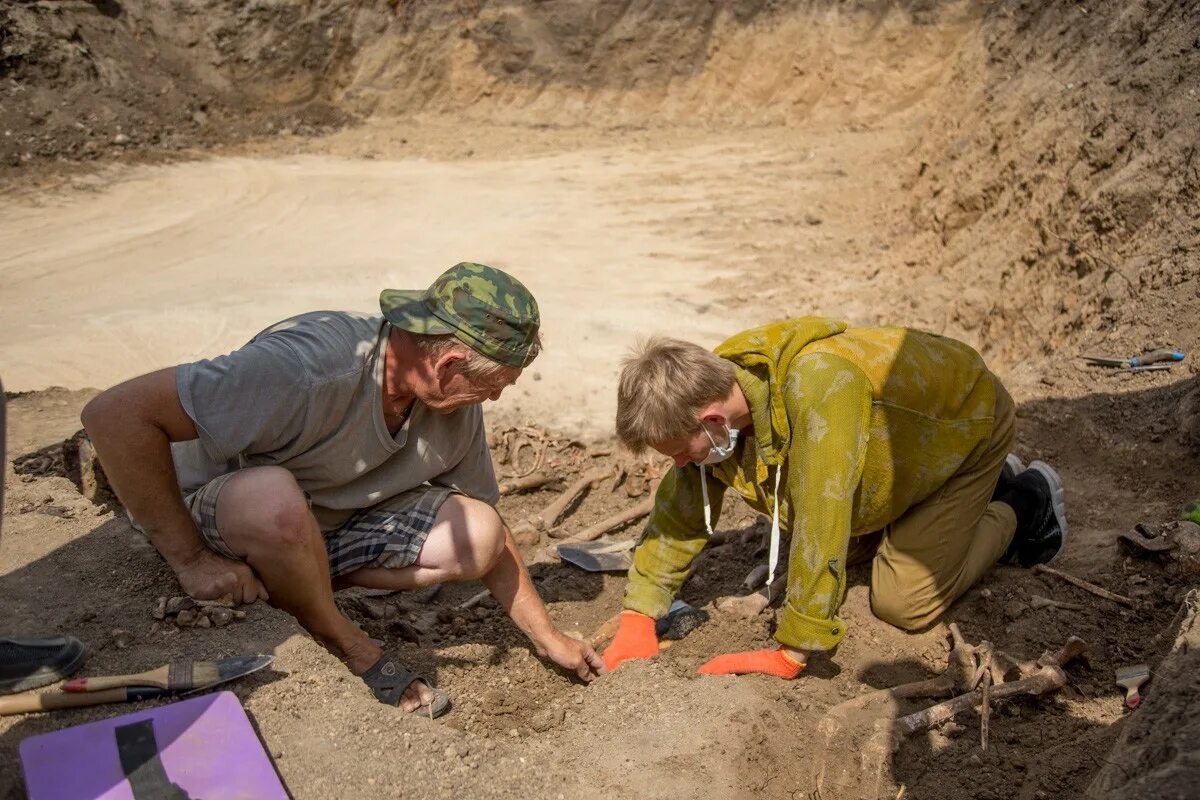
[184,472,453,578]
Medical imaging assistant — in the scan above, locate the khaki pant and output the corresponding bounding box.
[849,383,1017,631]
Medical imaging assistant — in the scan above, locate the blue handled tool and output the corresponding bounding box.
[1081,349,1185,369]
[1129,349,1185,367]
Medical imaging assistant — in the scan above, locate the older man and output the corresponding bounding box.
[83,263,602,717]
[602,318,1066,678]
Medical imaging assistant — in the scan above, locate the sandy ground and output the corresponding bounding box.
[2,116,1197,800]
[1,0,1198,797]
[0,135,770,436]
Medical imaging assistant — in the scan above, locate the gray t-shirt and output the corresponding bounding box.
[171,311,499,530]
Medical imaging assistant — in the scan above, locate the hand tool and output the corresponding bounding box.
[556,538,635,572]
[62,654,272,693]
[1081,349,1185,368]
[0,655,273,716]
[1115,663,1149,709]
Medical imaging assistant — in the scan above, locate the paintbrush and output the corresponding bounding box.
[61,654,272,693]
[1115,663,1149,709]
[0,655,273,716]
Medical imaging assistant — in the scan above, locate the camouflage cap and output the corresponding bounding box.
[380,262,541,368]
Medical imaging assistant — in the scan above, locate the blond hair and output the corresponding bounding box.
[616,336,736,453]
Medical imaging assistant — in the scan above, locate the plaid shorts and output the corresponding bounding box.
[184,472,454,578]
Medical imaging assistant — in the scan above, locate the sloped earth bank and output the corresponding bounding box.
[2,1,1199,799]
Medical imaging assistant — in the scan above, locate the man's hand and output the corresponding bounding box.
[536,631,605,681]
[601,611,659,671]
[174,549,268,605]
[697,647,805,679]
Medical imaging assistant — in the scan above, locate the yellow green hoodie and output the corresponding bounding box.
[622,318,999,651]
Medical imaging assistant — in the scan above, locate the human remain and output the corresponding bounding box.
[82,262,603,717]
[602,317,1066,678]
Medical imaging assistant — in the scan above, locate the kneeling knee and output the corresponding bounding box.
[870,593,929,632]
[442,497,506,579]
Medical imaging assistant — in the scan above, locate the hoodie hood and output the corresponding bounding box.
[713,317,847,466]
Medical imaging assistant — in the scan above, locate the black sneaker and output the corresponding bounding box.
[992,453,1026,501]
[0,636,88,694]
[998,460,1068,567]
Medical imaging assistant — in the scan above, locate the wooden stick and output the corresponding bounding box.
[1029,593,1087,612]
[1032,564,1138,608]
[0,687,157,716]
[825,624,975,718]
[891,636,1086,738]
[457,589,491,611]
[512,467,612,543]
[590,611,623,647]
[555,480,659,542]
[498,471,558,495]
[980,671,991,751]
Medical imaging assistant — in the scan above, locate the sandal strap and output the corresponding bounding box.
[360,657,424,706]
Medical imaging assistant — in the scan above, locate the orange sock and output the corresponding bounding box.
[697,647,804,679]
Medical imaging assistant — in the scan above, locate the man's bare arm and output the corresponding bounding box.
[481,526,605,680]
[81,368,266,602]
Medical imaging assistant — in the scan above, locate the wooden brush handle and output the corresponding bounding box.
[0,686,164,716]
[64,669,166,693]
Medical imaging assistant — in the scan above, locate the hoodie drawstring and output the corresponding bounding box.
[700,466,714,537]
[766,465,782,601]
[701,464,783,601]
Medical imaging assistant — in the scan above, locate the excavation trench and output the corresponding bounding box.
[1,1,1197,798]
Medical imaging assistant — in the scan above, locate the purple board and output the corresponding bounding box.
[20,691,289,800]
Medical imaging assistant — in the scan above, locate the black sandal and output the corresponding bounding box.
[360,657,451,719]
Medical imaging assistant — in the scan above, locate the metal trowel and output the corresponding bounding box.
[557,539,636,572]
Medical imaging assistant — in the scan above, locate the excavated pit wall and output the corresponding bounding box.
[2,0,1197,429]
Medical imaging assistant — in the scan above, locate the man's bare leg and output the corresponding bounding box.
[336,495,506,592]
[336,494,604,683]
[214,466,435,712]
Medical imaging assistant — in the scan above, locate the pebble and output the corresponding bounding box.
[968,754,983,767]
[112,133,129,145]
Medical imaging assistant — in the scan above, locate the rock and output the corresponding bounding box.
[1173,521,1200,574]
[194,613,212,628]
[713,592,769,619]
[1004,600,1029,621]
[968,754,983,767]
[942,721,966,738]
[175,609,197,627]
[166,596,196,616]
[112,133,130,145]
[208,607,234,627]
[804,213,823,225]
[110,629,133,649]
[530,705,565,733]
[152,597,167,620]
